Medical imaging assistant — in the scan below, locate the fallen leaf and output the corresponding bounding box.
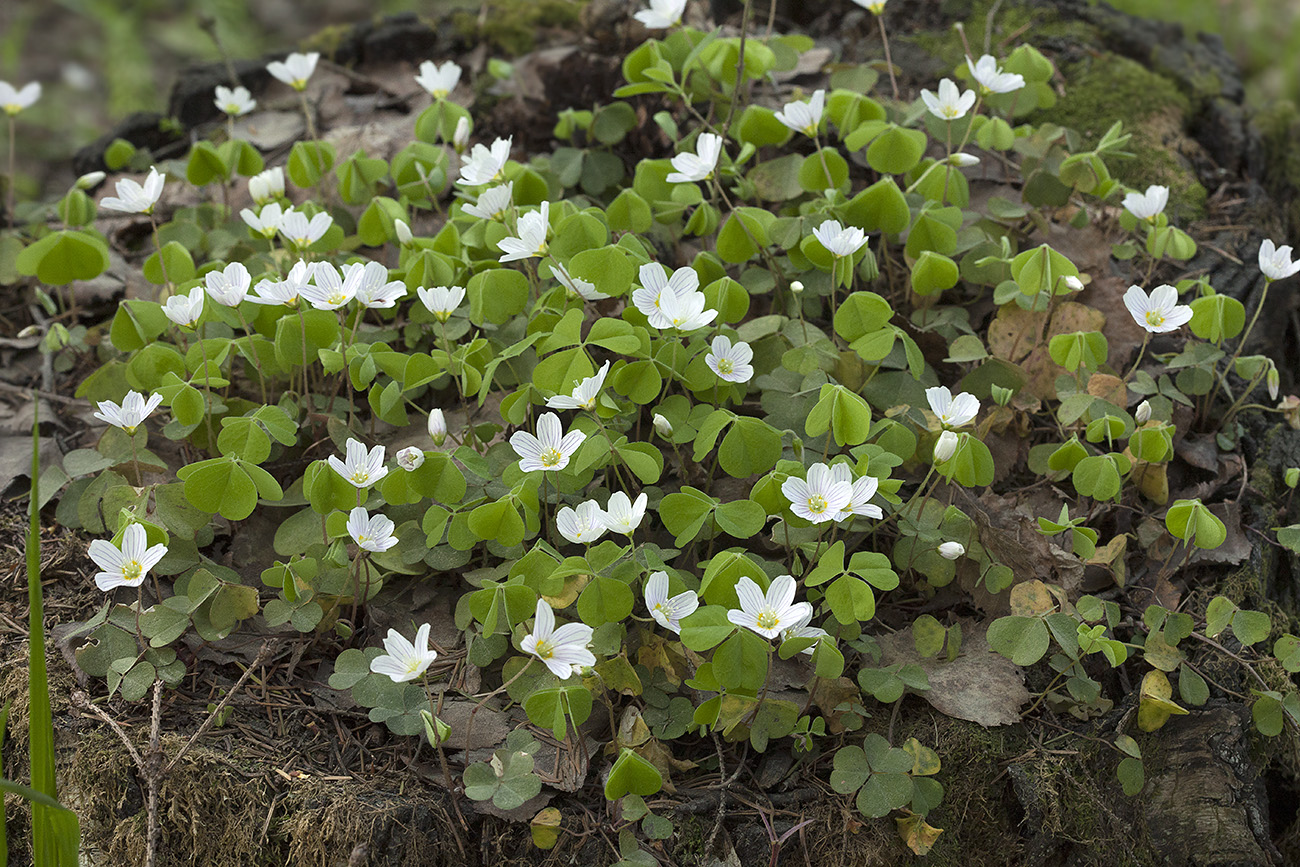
[1009,579,1057,616]
[1138,669,1188,732]
[897,813,944,855]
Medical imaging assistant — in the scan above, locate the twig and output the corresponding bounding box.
[145,679,164,867]
[163,641,275,774]
[70,690,145,769]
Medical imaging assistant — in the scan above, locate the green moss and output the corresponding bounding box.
[453,0,586,56]
[911,0,1097,71]
[1043,54,1207,219]
[1255,101,1300,233]
[298,23,354,59]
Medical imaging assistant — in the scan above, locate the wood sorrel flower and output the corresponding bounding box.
[728,575,812,640]
[934,430,960,463]
[214,85,256,117]
[966,54,1025,94]
[396,447,425,472]
[497,202,549,262]
[100,167,165,214]
[457,136,512,186]
[644,571,698,635]
[829,463,883,520]
[417,285,466,322]
[633,262,699,329]
[812,220,867,258]
[162,286,204,327]
[920,78,976,120]
[204,261,251,307]
[0,80,41,115]
[464,181,512,220]
[553,263,609,301]
[369,624,437,683]
[328,438,388,488]
[428,409,448,445]
[602,491,647,535]
[938,541,966,560]
[546,361,610,411]
[1124,284,1191,334]
[705,335,754,383]
[1122,185,1168,222]
[267,52,319,91]
[278,211,333,248]
[350,261,407,309]
[1258,239,1300,282]
[88,523,167,592]
[522,599,595,679]
[241,202,291,238]
[347,507,398,553]
[926,386,980,428]
[774,89,825,137]
[300,262,359,310]
[666,132,723,184]
[556,500,607,545]
[634,0,687,29]
[248,167,284,205]
[780,609,831,655]
[510,412,586,473]
[782,463,852,524]
[93,390,163,434]
[415,60,462,98]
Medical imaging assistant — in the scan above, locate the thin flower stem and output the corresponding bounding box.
[149,214,172,293]
[877,13,899,100]
[1207,278,1272,416]
[235,306,269,404]
[5,115,14,227]
[1123,332,1150,383]
[465,657,535,755]
[195,325,218,447]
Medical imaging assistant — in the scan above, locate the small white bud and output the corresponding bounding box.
[947,152,980,167]
[428,408,447,445]
[76,171,106,189]
[1134,400,1151,423]
[1268,364,1280,401]
[652,413,672,438]
[396,446,425,471]
[453,116,471,153]
[938,541,965,560]
[790,280,804,293]
[1063,275,1084,291]
[934,430,959,463]
[394,219,413,245]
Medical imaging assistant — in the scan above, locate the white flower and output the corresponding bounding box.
[556,500,607,545]
[812,220,867,258]
[632,262,699,329]
[417,285,465,322]
[850,0,887,13]
[0,80,41,115]
[546,361,610,411]
[510,412,586,473]
[463,181,513,220]
[780,608,830,654]
[394,219,413,245]
[1135,400,1152,424]
[1122,185,1168,222]
[553,263,608,301]
[249,261,311,307]
[93,391,163,435]
[369,624,437,683]
[457,136,512,186]
[347,506,399,553]
[279,211,333,248]
[428,408,447,445]
[652,414,673,438]
[204,261,251,307]
[497,202,549,262]
[214,85,256,117]
[947,152,981,167]
[522,598,596,679]
[415,60,462,98]
[100,167,165,214]
[966,54,1025,94]
[453,115,471,152]
[1124,284,1192,334]
[829,463,883,521]
[666,132,723,184]
[349,261,407,309]
[298,261,363,311]
[774,89,825,137]
[934,430,960,463]
[328,438,388,488]
[241,202,290,238]
[781,463,852,524]
[396,446,425,472]
[88,523,167,592]
[76,171,106,189]
[938,541,965,560]
[790,280,805,293]
[248,167,284,205]
[267,52,319,91]
[162,286,204,327]
[658,288,717,332]
[634,0,687,28]
[926,386,980,427]
[921,79,976,120]
[1259,239,1300,281]
[705,335,754,383]
[602,491,647,535]
[727,575,812,640]
[644,571,698,634]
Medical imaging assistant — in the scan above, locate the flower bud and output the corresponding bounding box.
[76,170,106,189]
[396,446,424,471]
[947,152,980,167]
[652,413,672,438]
[934,430,959,463]
[1063,275,1084,291]
[428,408,447,445]
[1285,467,1299,489]
[790,280,804,293]
[1268,363,1280,401]
[1135,400,1151,423]
[453,116,471,154]
[248,167,285,206]
[938,541,965,560]
[394,219,413,245]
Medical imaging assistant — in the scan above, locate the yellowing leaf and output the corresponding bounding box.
[896,813,944,855]
[1009,579,1056,616]
[1138,670,1189,731]
[542,573,588,609]
[902,738,941,776]
[530,807,562,850]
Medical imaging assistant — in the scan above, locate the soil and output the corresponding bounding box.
[3,1,1299,865]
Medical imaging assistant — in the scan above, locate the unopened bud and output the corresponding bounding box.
[1135,400,1151,423]
[453,116,471,154]
[934,430,959,463]
[428,408,447,445]
[1285,467,1299,489]
[1268,363,1280,401]
[947,152,980,167]
[394,219,413,245]
[76,171,106,189]
[938,541,965,560]
[790,280,804,293]
[1063,275,1084,291]
[652,413,672,438]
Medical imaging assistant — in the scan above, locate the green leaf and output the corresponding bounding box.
[605,748,663,800]
[865,124,926,175]
[16,231,110,285]
[679,605,735,652]
[986,615,1050,665]
[287,141,337,189]
[1165,498,1226,549]
[1117,757,1144,796]
[718,417,781,477]
[468,268,529,325]
[176,457,260,520]
[1230,609,1271,646]
[805,383,871,446]
[577,575,635,627]
[468,498,525,548]
[910,251,960,296]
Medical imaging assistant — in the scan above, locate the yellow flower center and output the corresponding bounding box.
[756,610,780,630]
[540,448,563,468]
[404,658,425,675]
[122,560,143,582]
[356,533,369,544]
[534,640,554,660]
[806,495,828,515]
[716,358,734,375]
[942,105,961,119]
[1145,310,1165,328]
[350,469,370,485]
